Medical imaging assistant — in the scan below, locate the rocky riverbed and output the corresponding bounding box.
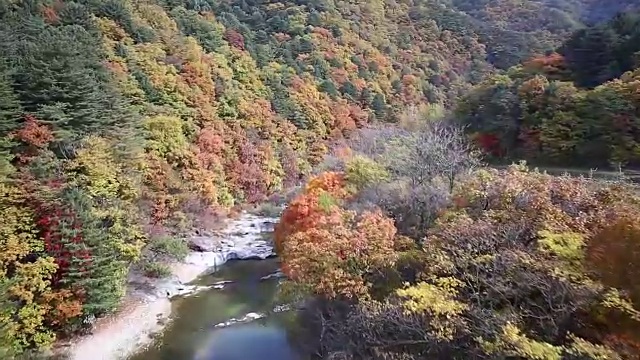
[63,212,279,360]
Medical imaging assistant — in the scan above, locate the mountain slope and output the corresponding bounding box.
[0,0,635,355]
[0,0,494,352]
[457,10,640,168]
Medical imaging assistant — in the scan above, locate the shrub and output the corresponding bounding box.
[587,215,640,306]
[141,261,172,279]
[344,155,389,191]
[148,236,189,261]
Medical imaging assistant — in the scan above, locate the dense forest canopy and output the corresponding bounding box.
[457,10,640,168]
[0,0,640,358]
[273,4,640,360]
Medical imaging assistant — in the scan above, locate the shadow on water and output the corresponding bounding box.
[128,258,303,360]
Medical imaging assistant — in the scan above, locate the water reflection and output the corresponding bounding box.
[194,324,300,360]
[128,259,301,360]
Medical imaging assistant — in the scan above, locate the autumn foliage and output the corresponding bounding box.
[1,0,640,357]
[277,157,640,359]
[274,172,348,254]
[36,207,92,285]
[283,207,397,299]
[458,12,640,167]
[304,171,349,197]
[523,52,570,80]
[587,215,640,306]
[276,171,397,299]
[0,117,143,352]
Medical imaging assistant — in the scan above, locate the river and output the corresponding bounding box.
[127,257,303,360]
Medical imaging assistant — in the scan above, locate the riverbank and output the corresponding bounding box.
[59,212,278,360]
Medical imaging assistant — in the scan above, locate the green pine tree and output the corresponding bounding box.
[372,93,387,118]
[360,87,374,107]
[0,68,21,179]
[319,80,338,98]
[339,81,358,99]
[0,72,22,136]
[62,188,129,317]
[6,19,134,142]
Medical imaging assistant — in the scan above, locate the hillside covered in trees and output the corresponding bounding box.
[0,0,639,357]
[273,4,640,360]
[457,11,640,168]
[0,0,494,354]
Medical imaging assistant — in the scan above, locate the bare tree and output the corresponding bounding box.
[340,120,478,237]
[384,120,480,192]
[348,125,404,159]
[349,181,450,238]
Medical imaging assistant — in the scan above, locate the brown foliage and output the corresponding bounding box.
[523,52,570,80]
[40,0,63,25]
[41,289,83,328]
[11,115,55,164]
[603,333,640,360]
[587,214,640,306]
[280,144,300,188]
[454,166,632,236]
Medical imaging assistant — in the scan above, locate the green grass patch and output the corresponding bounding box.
[148,236,189,261]
[141,261,172,278]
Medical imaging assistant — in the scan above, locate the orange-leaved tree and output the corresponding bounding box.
[281,208,397,299]
[275,170,398,299]
[274,171,348,254]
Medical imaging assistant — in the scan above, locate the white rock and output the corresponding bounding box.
[245,312,264,320]
[272,304,291,313]
[213,312,266,328]
[260,270,285,281]
[211,280,233,290]
[180,212,278,269]
[188,236,220,252]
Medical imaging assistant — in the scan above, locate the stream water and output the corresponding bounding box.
[128,258,303,360]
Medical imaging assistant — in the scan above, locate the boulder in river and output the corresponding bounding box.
[214,312,265,328]
[188,236,219,252]
[225,245,275,261]
[260,270,285,281]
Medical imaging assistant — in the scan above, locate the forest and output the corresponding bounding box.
[0,0,639,358]
[276,122,640,359]
[457,10,640,167]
